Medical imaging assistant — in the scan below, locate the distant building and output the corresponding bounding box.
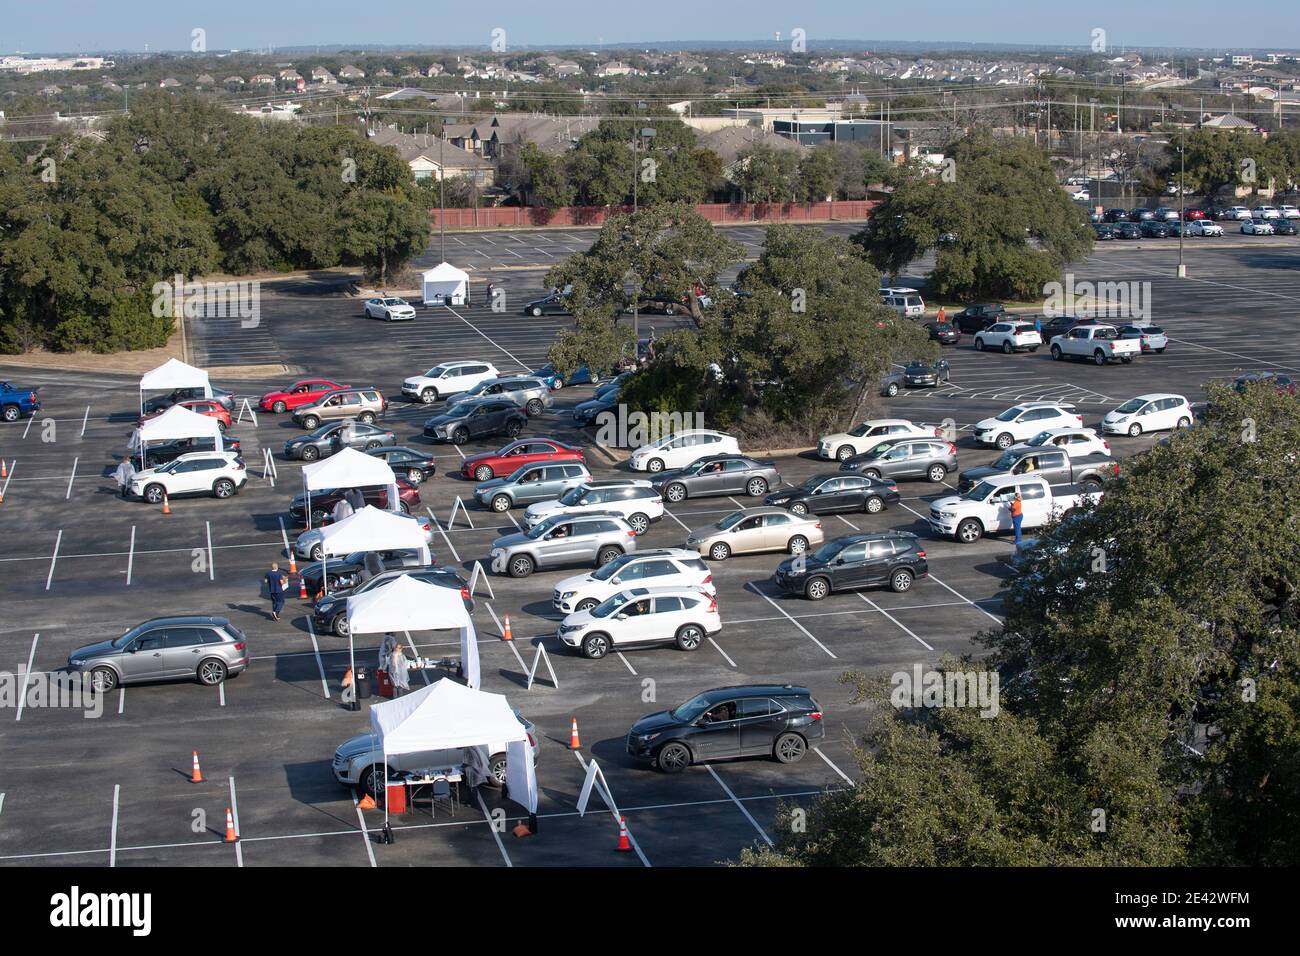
[367,124,495,186]
[339,65,365,80]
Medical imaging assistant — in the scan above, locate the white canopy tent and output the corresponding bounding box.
[138,358,211,413]
[421,262,468,306]
[127,403,226,470]
[314,504,433,612]
[366,678,537,827]
[301,447,401,529]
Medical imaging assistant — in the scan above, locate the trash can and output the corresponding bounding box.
[355,668,371,700]
[376,669,394,699]
[385,783,407,815]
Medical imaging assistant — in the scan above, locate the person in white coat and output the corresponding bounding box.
[388,642,411,697]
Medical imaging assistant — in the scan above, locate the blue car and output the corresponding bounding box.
[0,381,41,423]
[531,363,604,390]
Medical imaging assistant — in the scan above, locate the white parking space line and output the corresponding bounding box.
[663,509,691,532]
[65,457,77,499]
[443,304,533,370]
[0,793,5,817]
[856,593,934,650]
[229,777,243,866]
[476,790,513,866]
[0,460,13,499]
[429,507,462,563]
[305,618,330,699]
[117,689,125,715]
[705,766,773,846]
[813,747,855,784]
[14,634,38,722]
[352,796,378,867]
[109,785,120,867]
[22,416,33,438]
[572,751,651,866]
[218,683,227,707]
[80,405,90,437]
[45,531,60,590]
[925,571,1003,624]
[707,637,737,668]
[126,526,135,585]
[744,582,837,658]
[616,652,637,675]
[206,521,215,581]
[278,516,291,557]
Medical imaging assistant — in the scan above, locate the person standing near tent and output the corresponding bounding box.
[265,562,288,622]
[346,487,365,512]
[377,633,397,673]
[331,496,354,525]
[1010,492,1025,547]
[388,641,411,697]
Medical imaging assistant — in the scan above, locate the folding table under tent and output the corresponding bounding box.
[138,358,212,414]
[128,403,225,470]
[420,262,469,306]
[364,677,538,832]
[300,447,401,530]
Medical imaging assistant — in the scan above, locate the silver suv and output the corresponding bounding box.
[840,436,959,483]
[445,376,554,417]
[293,387,386,430]
[67,616,249,691]
[489,512,637,578]
[475,461,592,512]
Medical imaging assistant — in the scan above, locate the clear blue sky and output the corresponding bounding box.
[6,0,1296,54]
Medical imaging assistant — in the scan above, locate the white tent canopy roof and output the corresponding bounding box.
[369,678,525,757]
[139,358,210,393]
[131,403,222,447]
[345,573,469,635]
[421,261,469,282]
[318,506,427,559]
[421,261,468,305]
[302,447,398,492]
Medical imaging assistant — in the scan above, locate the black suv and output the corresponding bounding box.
[954,303,1005,333]
[312,566,471,636]
[424,398,526,444]
[773,531,928,600]
[764,472,899,516]
[626,685,825,772]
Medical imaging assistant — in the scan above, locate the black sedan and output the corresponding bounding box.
[143,435,242,467]
[764,473,899,516]
[1114,222,1141,240]
[521,293,571,317]
[923,321,961,345]
[283,421,397,462]
[1091,223,1114,240]
[1273,219,1298,236]
[299,549,427,594]
[773,531,928,600]
[1103,208,1130,223]
[1139,220,1170,238]
[953,303,1005,333]
[364,445,437,483]
[423,398,526,444]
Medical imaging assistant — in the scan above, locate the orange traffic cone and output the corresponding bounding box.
[190,750,204,783]
[358,793,377,810]
[162,493,171,515]
[299,576,308,600]
[224,808,237,842]
[502,614,513,642]
[569,717,581,750]
[1,459,7,478]
[615,815,631,852]
[288,554,297,576]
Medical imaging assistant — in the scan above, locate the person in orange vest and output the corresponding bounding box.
[1010,492,1024,547]
[937,306,946,324]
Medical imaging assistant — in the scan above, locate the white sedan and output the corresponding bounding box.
[1185,219,1223,237]
[363,297,417,321]
[628,429,740,473]
[1242,219,1275,235]
[974,321,1043,354]
[817,419,940,461]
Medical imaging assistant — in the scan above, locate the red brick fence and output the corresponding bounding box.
[429,200,877,229]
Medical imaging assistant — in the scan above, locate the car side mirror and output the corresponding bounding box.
[615,614,628,621]
[611,577,622,585]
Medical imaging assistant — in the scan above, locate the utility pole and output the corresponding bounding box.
[439,136,446,263]
[1176,104,1187,278]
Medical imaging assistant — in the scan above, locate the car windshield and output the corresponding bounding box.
[994,408,1023,422]
[669,692,715,723]
[306,424,339,439]
[1026,431,1052,446]
[591,558,629,582]
[523,517,563,540]
[444,401,475,417]
[112,626,141,649]
[991,450,1019,469]
[966,481,998,501]
[810,540,846,562]
[559,486,591,505]
[424,366,448,377]
[590,591,634,618]
[1114,399,1145,414]
[797,476,825,491]
[847,422,875,437]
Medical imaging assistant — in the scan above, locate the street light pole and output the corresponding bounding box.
[1176,105,1187,278]
[439,136,446,263]
[630,125,656,350]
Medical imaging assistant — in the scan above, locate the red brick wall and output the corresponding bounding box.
[429,200,877,229]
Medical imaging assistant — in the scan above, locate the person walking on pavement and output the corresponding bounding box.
[937,306,946,324]
[388,641,411,697]
[1011,492,1025,547]
[265,562,288,621]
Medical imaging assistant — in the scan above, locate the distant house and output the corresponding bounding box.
[311,67,337,84]
[424,63,444,77]
[339,65,365,80]
[373,67,393,78]
[367,124,495,186]
[250,74,275,86]
[159,77,181,88]
[595,61,635,77]
[551,60,582,77]
[195,74,214,86]
[224,75,246,85]
[1203,113,1258,130]
[698,125,807,193]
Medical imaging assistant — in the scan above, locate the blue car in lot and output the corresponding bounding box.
[531,363,605,390]
[0,381,41,422]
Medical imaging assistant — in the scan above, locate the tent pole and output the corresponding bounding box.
[349,630,358,712]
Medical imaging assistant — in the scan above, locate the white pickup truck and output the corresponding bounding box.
[1048,324,1141,366]
[928,474,1102,543]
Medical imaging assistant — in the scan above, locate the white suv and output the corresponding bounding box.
[974,321,1042,354]
[973,402,1084,449]
[1101,393,1193,437]
[364,296,417,321]
[818,419,939,461]
[628,430,740,473]
[130,451,247,504]
[1007,427,1110,458]
[1280,205,1300,220]
[524,480,664,535]
[402,361,500,404]
[552,549,713,614]
[557,587,722,659]
[880,287,925,317]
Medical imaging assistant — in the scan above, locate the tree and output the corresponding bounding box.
[565,113,720,207]
[855,129,1093,301]
[338,190,429,286]
[796,147,836,202]
[517,142,574,209]
[735,144,798,202]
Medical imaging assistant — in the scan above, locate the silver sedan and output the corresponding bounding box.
[685,507,825,561]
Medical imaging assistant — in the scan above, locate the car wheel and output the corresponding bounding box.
[332,614,350,638]
[398,501,410,515]
[451,427,470,445]
[1002,341,1013,354]
[216,421,227,432]
[890,568,915,593]
[596,546,622,567]
[709,541,731,561]
[787,535,808,555]
[486,753,508,788]
[531,306,543,317]
[301,445,320,462]
[835,445,854,461]
[473,464,494,482]
[271,401,287,414]
[886,383,900,397]
[675,624,703,651]
[575,598,599,613]
[774,732,807,764]
[664,482,687,503]
[646,458,665,473]
[1081,479,1102,493]
[746,477,768,496]
[995,432,1014,449]
[1050,345,1063,361]
[407,468,424,484]
[197,659,227,686]
[144,483,166,504]
[213,478,236,499]
[420,388,438,404]
[89,667,118,693]
[358,412,376,425]
[1128,423,1142,437]
[927,464,947,482]
[1156,347,1166,354]
[655,742,691,773]
[311,545,324,561]
[804,577,831,600]
[491,494,512,513]
[1176,416,1191,429]
[364,440,381,451]
[956,518,983,543]
[862,468,881,480]
[789,501,808,516]
[358,765,384,800]
[1093,350,1107,366]
[1120,356,1132,364]
[505,419,523,438]
[864,495,884,514]
[508,554,535,578]
[525,399,543,416]
[581,633,609,659]
[974,337,984,351]
[627,513,650,535]
[301,415,320,430]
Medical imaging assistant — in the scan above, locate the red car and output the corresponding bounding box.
[290,479,422,525]
[1183,208,1207,221]
[460,438,586,482]
[259,379,350,414]
[138,399,232,431]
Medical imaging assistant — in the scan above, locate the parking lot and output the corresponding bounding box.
[1,227,1296,867]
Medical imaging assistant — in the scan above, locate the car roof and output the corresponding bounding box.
[583,479,652,488]
[697,685,812,703]
[174,451,235,461]
[826,531,918,546]
[135,615,231,628]
[618,548,701,561]
[1129,393,1185,401]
